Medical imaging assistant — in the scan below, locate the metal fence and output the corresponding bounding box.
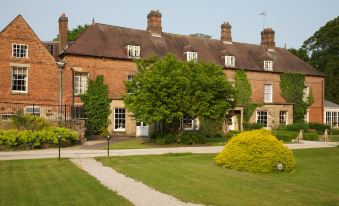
[0,102,85,127]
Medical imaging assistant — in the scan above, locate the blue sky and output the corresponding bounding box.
[1,0,338,48]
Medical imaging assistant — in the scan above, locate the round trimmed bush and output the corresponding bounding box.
[214,129,296,173]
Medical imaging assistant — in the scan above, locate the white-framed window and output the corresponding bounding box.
[303,86,310,102]
[264,84,273,103]
[186,51,198,62]
[114,108,126,131]
[74,72,88,95]
[12,67,28,93]
[304,109,310,123]
[24,106,41,116]
[279,111,287,125]
[127,45,140,58]
[183,117,194,131]
[264,60,273,71]
[12,44,28,58]
[256,111,268,127]
[325,111,339,127]
[0,113,16,121]
[225,56,235,67]
[128,75,134,81]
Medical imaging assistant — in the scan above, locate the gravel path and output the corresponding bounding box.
[71,158,202,206]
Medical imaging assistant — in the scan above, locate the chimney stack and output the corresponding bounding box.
[221,22,232,44]
[58,13,68,53]
[261,28,275,50]
[147,10,162,37]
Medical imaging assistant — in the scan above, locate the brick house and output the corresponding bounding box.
[58,10,325,136]
[0,15,62,120]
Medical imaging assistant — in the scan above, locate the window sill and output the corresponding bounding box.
[113,129,126,132]
[11,91,28,95]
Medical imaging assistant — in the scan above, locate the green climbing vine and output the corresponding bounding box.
[234,70,260,125]
[280,73,314,122]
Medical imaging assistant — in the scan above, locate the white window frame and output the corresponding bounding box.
[264,84,273,103]
[114,108,126,132]
[24,106,41,116]
[256,111,268,127]
[11,67,28,93]
[324,110,339,127]
[74,72,88,96]
[225,56,235,67]
[304,109,310,123]
[127,45,140,58]
[183,117,194,131]
[279,111,288,125]
[186,51,198,62]
[303,86,310,102]
[127,75,134,81]
[264,60,273,71]
[12,43,28,58]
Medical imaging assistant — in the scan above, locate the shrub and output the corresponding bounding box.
[224,130,240,140]
[244,123,263,130]
[286,122,309,132]
[215,130,296,173]
[272,131,298,142]
[150,133,177,145]
[331,128,339,135]
[200,118,224,137]
[11,113,51,130]
[179,131,206,144]
[303,132,319,141]
[0,127,78,149]
[308,122,330,133]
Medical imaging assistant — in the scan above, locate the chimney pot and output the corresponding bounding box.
[147,10,162,36]
[221,22,232,44]
[261,27,275,50]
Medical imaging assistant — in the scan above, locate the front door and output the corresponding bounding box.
[136,122,149,137]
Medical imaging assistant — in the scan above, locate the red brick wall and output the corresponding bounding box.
[225,69,324,123]
[61,55,137,104]
[0,16,59,105]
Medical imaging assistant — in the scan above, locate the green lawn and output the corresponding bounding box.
[103,138,226,150]
[0,159,132,206]
[98,148,339,206]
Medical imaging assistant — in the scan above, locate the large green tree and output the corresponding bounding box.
[124,55,235,133]
[291,16,339,104]
[81,75,111,135]
[54,24,90,41]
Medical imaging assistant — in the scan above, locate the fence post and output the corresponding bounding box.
[64,105,67,126]
[32,104,35,115]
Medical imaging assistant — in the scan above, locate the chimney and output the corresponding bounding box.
[221,22,232,44]
[58,13,68,53]
[147,10,162,37]
[261,28,275,50]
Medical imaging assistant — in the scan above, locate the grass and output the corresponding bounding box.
[102,138,226,150]
[97,148,339,206]
[0,159,132,206]
[329,135,339,142]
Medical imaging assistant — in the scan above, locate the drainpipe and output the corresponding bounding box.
[56,61,65,125]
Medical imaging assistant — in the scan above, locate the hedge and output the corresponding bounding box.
[0,127,79,150]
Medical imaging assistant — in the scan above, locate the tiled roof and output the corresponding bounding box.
[324,100,339,108]
[63,23,325,77]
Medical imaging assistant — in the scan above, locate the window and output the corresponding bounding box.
[303,86,309,102]
[279,111,287,125]
[183,117,194,130]
[114,108,126,131]
[127,45,140,58]
[325,111,339,127]
[256,111,268,127]
[72,105,86,119]
[12,44,28,58]
[12,67,28,92]
[264,60,273,71]
[225,56,235,67]
[74,72,88,95]
[0,113,16,121]
[128,75,134,81]
[24,106,41,116]
[264,84,273,103]
[186,51,198,62]
[304,109,310,123]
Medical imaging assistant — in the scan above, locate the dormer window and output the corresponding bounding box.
[12,44,28,58]
[225,56,235,67]
[264,60,273,71]
[127,45,140,58]
[186,51,198,62]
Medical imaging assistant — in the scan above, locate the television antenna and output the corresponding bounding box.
[259,11,267,29]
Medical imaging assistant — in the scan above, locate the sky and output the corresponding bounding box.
[1,0,338,48]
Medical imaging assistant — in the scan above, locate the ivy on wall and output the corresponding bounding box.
[234,70,260,125]
[280,73,313,122]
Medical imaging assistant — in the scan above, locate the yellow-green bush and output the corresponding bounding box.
[214,129,296,173]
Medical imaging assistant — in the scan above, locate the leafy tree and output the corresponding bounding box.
[81,75,111,135]
[54,24,90,41]
[288,48,310,64]
[302,16,339,104]
[124,54,234,133]
[190,33,212,39]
